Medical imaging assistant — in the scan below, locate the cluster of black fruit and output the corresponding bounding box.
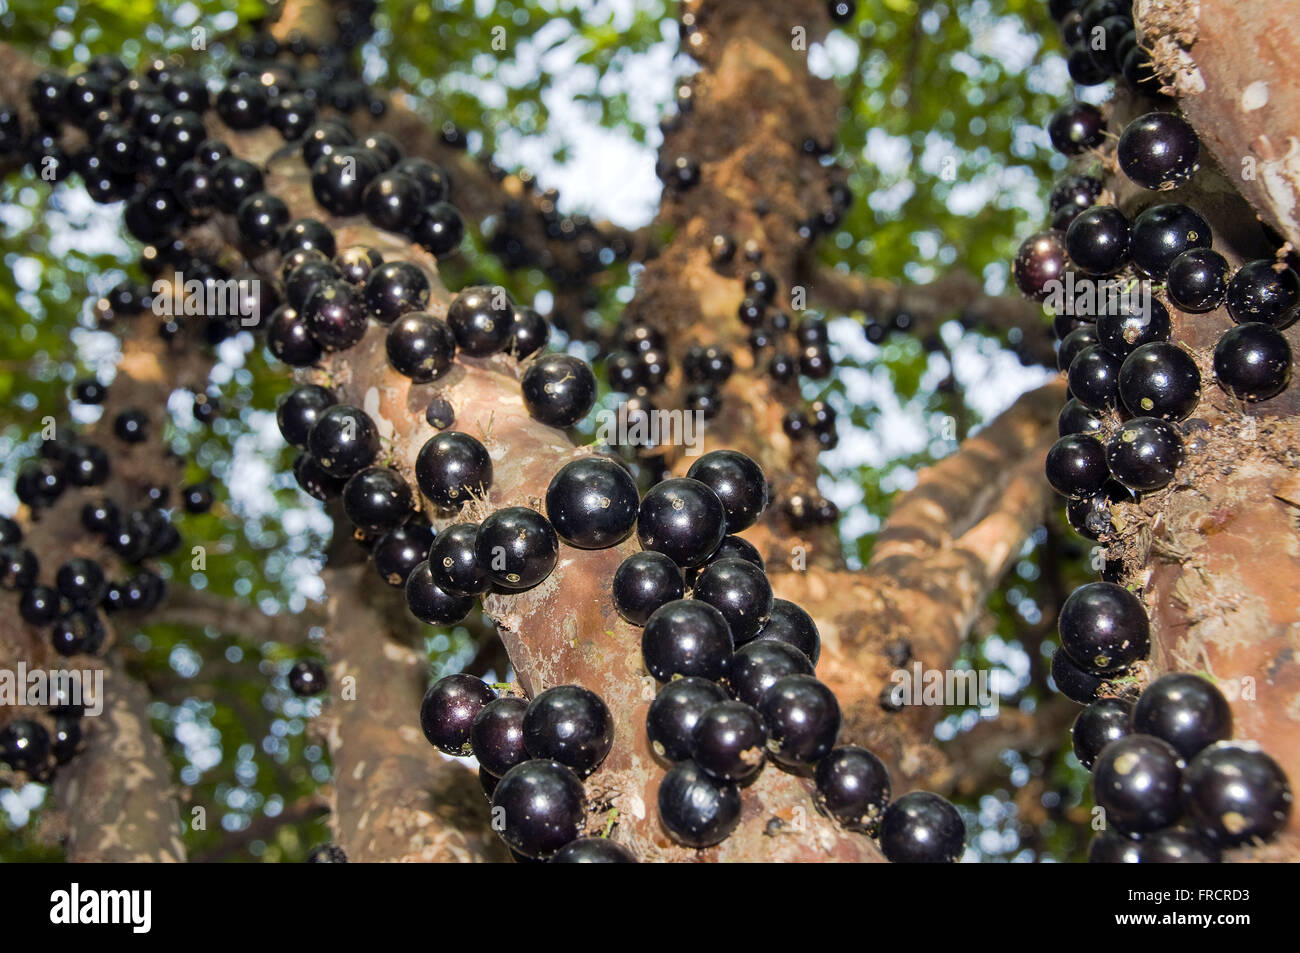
[1048,580,1293,860]
[1050,0,1160,94]
[0,414,215,783]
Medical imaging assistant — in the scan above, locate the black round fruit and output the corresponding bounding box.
[419,673,497,756]
[364,261,431,323]
[303,279,368,351]
[1059,581,1150,674]
[412,201,464,256]
[0,545,37,591]
[372,520,433,587]
[415,431,492,509]
[471,696,528,778]
[1182,742,1292,846]
[1105,416,1185,492]
[1167,247,1229,313]
[210,157,263,213]
[1068,345,1122,410]
[114,409,149,443]
[386,311,456,382]
[276,384,335,450]
[362,170,425,232]
[1140,826,1221,863]
[1087,827,1143,863]
[815,746,891,833]
[302,120,354,167]
[1059,398,1103,437]
[549,837,636,863]
[307,405,379,477]
[690,700,767,782]
[657,759,741,848]
[51,610,106,656]
[1118,342,1200,420]
[879,791,965,863]
[56,558,107,608]
[1047,102,1105,156]
[491,759,587,859]
[545,457,639,550]
[1133,673,1232,761]
[522,685,614,777]
[726,639,813,708]
[19,585,60,626]
[759,674,840,766]
[642,599,733,682]
[1071,697,1133,769]
[1226,259,1300,328]
[311,149,380,216]
[637,478,727,568]
[685,450,768,533]
[267,306,321,367]
[1213,322,1292,401]
[1129,204,1211,279]
[521,354,597,428]
[509,307,549,359]
[279,218,337,258]
[1058,326,1100,373]
[0,720,50,773]
[444,285,514,357]
[1066,206,1130,275]
[288,658,327,696]
[342,467,413,534]
[612,551,684,626]
[752,598,821,663]
[474,506,558,591]
[1118,112,1200,190]
[1045,434,1110,499]
[646,677,728,762]
[692,557,773,643]
[1092,733,1184,834]
[405,561,475,624]
[427,522,488,596]
[1095,297,1171,358]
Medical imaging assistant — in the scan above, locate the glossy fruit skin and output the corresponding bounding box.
[752,598,821,663]
[1167,247,1229,313]
[1105,416,1185,492]
[658,759,741,848]
[311,148,381,216]
[0,545,39,590]
[51,610,106,656]
[545,457,639,550]
[114,409,149,443]
[52,714,81,764]
[1096,297,1171,358]
[726,639,813,708]
[612,551,684,625]
[1066,480,1132,541]
[1133,673,1231,761]
[419,673,497,756]
[637,478,727,568]
[1068,345,1122,410]
[20,585,60,625]
[428,522,487,596]
[471,696,529,778]
[692,557,773,643]
[372,519,434,587]
[1214,322,1292,401]
[211,157,264,213]
[1093,734,1185,835]
[288,659,327,696]
[1046,434,1110,499]
[280,218,337,258]
[415,431,492,509]
[0,720,50,773]
[1140,826,1221,863]
[1066,206,1130,275]
[1087,826,1143,863]
[446,285,515,356]
[642,599,734,682]
[266,306,320,367]
[1058,326,1100,373]
[286,257,342,311]
[405,561,475,624]
[307,405,379,477]
[1071,697,1133,769]
[56,558,107,609]
[235,190,288,249]
[269,93,317,140]
[509,307,549,359]
[759,674,840,767]
[522,685,614,777]
[474,507,559,591]
[646,677,728,762]
[342,467,413,534]
[704,535,764,572]
[1118,112,1200,190]
[181,483,214,514]
[335,246,383,286]
[690,700,767,782]
[386,311,456,382]
[1059,581,1150,674]
[815,746,891,833]
[364,261,431,323]
[1059,400,1103,440]
[1129,204,1211,279]
[362,170,424,232]
[879,791,965,863]
[685,450,768,533]
[1182,742,1292,845]
[277,384,336,450]
[550,837,636,863]
[1050,173,1102,218]
[491,759,587,859]
[1047,102,1105,156]
[1226,260,1300,328]
[1118,342,1201,421]
[304,279,369,351]
[412,201,464,256]
[521,354,598,428]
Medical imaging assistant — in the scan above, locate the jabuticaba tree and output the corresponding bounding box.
[0,0,1293,864]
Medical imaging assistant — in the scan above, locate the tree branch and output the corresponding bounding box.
[148,586,323,643]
